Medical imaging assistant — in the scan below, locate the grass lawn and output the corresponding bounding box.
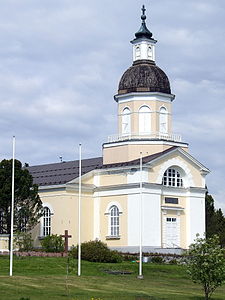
[0,255,225,300]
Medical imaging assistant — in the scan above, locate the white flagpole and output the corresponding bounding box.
[78,143,81,276]
[9,136,15,277]
[138,151,143,279]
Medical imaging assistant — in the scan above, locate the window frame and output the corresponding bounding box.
[122,107,131,135]
[139,105,151,135]
[42,206,52,237]
[163,168,183,188]
[159,107,168,134]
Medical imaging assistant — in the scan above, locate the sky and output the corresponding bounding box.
[0,0,225,212]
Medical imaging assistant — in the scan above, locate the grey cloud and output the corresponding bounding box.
[0,0,224,212]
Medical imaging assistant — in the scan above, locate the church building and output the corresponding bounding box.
[28,7,209,252]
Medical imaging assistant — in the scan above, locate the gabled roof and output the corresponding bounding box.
[27,146,209,187]
[27,157,103,186]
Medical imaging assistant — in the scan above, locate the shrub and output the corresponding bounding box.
[151,256,164,264]
[14,232,33,251]
[70,240,122,263]
[41,234,64,253]
[169,259,178,265]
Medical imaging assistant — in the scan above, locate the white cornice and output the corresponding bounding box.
[161,206,184,211]
[103,140,188,148]
[114,92,175,103]
[148,147,210,173]
[38,184,66,191]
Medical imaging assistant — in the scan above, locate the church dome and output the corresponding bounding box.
[118,60,171,95]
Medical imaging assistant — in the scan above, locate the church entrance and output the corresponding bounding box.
[164,217,180,248]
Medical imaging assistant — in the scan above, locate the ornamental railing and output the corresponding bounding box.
[107,132,182,143]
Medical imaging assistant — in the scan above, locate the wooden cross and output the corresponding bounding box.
[61,230,72,253]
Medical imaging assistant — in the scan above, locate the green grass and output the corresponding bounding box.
[0,255,225,300]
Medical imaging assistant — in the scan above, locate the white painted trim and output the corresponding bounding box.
[156,158,194,188]
[93,173,100,187]
[161,206,184,211]
[40,203,54,237]
[104,201,123,214]
[103,140,188,148]
[149,147,209,173]
[39,184,66,190]
[114,92,175,103]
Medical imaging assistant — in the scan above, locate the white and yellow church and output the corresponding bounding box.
[25,7,210,252]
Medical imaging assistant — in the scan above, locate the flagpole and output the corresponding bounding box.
[78,143,81,276]
[9,136,15,277]
[138,151,143,279]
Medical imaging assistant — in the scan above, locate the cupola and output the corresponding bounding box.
[103,5,188,165]
[117,5,171,96]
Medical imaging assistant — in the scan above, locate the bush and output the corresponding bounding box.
[41,234,64,253]
[169,259,178,265]
[69,240,122,263]
[151,256,164,264]
[14,232,33,251]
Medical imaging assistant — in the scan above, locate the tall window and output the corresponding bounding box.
[163,168,183,187]
[135,45,141,59]
[122,107,131,135]
[159,107,168,133]
[147,46,153,60]
[43,207,51,236]
[139,105,151,134]
[110,205,119,237]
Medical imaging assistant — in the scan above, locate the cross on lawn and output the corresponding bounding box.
[61,230,72,253]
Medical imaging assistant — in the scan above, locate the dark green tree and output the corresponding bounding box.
[0,159,43,234]
[205,193,225,246]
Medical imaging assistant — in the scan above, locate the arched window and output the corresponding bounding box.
[135,45,141,59]
[163,168,183,187]
[122,107,131,135]
[159,107,168,134]
[110,205,119,237]
[139,105,151,134]
[43,207,51,236]
[147,46,153,60]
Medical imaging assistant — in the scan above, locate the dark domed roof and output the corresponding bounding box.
[118,60,171,95]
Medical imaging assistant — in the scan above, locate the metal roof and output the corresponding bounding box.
[27,147,178,187]
[27,157,103,186]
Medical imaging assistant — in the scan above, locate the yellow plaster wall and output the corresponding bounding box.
[103,143,176,164]
[0,236,9,251]
[100,173,127,186]
[34,189,94,248]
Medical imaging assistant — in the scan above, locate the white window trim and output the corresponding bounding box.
[139,105,151,135]
[122,107,131,135]
[159,106,168,134]
[163,168,183,188]
[156,158,194,188]
[105,202,122,239]
[39,203,54,238]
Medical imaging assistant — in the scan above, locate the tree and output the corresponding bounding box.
[0,159,43,234]
[205,193,225,246]
[187,235,225,300]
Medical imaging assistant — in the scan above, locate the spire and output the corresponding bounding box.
[135,5,153,40]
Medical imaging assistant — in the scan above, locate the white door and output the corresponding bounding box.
[164,217,180,248]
